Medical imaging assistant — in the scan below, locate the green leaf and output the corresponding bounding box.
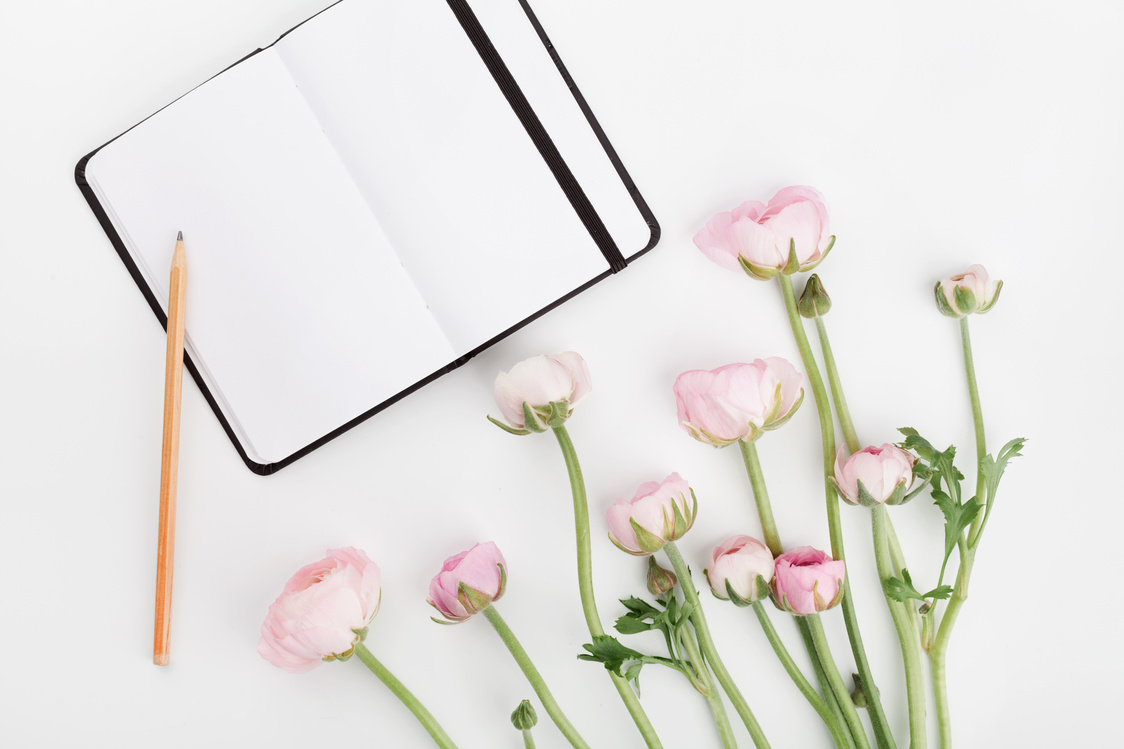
[883,569,954,603]
[898,427,937,462]
[578,635,646,676]
[933,491,981,563]
[615,613,656,635]
[883,568,926,603]
[980,437,1027,511]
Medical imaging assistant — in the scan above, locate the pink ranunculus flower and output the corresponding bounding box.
[934,264,1002,318]
[694,186,835,280]
[832,444,917,506]
[606,473,698,556]
[674,359,804,447]
[491,352,592,434]
[771,546,846,615]
[705,535,774,606]
[257,547,382,673]
[427,542,507,624]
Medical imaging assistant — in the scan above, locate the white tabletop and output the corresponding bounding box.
[3,1,1119,746]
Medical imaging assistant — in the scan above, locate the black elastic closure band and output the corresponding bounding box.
[445,0,628,274]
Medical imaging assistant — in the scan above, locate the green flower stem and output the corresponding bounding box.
[960,318,988,548]
[739,441,782,558]
[551,425,664,749]
[675,616,740,749]
[740,439,857,748]
[354,643,459,749]
[752,602,851,749]
[813,314,914,627]
[872,506,927,748]
[664,541,770,749]
[797,624,856,749]
[804,615,871,749]
[522,729,537,749]
[482,606,590,749]
[929,550,973,749]
[929,318,988,749]
[777,274,893,749]
[813,317,859,454]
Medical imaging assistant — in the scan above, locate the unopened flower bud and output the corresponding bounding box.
[831,444,917,506]
[705,535,774,606]
[934,265,1002,318]
[606,473,698,556]
[646,556,678,596]
[850,674,868,708]
[511,700,538,731]
[798,274,832,319]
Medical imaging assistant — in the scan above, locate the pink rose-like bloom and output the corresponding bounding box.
[258,547,382,673]
[674,359,804,447]
[705,535,774,606]
[935,264,1002,318]
[832,444,917,506]
[771,546,846,615]
[492,352,592,433]
[606,473,698,556]
[693,186,834,280]
[427,542,507,623]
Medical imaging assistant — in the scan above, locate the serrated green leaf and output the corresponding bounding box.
[883,568,927,603]
[980,437,1027,511]
[615,613,655,635]
[920,585,954,601]
[620,597,660,617]
[578,635,647,676]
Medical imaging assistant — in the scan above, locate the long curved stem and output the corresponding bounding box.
[814,315,918,634]
[961,318,988,547]
[551,425,663,748]
[740,439,856,747]
[929,317,988,748]
[804,615,871,749]
[752,602,851,749]
[355,644,459,749]
[739,441,782,557]
[777,274,892,749]
[664,541,770,749]
[482,606,590,749]
[872,506,928,748]
[676,619,740,749]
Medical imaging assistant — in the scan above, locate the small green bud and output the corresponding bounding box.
[850,673,868,708]
[798,274,832,319]
[511,700,538,731]
[645,556,678,596]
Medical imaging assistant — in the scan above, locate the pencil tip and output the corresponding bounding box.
[177,231,183,242]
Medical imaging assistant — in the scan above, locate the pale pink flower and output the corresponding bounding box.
[674,359,804,447]
[427,542,507,623]
[832,444,916,506]
[935,264,1002,318]
[771,546,845,615]
[694,186,834,280]
[258,547,382,673]
[492,352,592,433]
[606,473,697,555]
[705,535,774,606]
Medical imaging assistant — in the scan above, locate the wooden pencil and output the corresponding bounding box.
[154,231,187,666]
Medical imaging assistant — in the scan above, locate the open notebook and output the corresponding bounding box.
[77,0,658,474]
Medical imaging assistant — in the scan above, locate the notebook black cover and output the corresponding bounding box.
[76,0,659,475]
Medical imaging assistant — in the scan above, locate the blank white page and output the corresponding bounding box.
[275,0,642,352]
[85,49,456,465]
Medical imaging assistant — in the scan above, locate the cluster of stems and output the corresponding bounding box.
[769,273,999,749]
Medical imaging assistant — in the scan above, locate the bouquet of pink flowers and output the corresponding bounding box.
[257,186,1022,749]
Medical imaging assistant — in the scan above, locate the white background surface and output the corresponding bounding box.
[2,1,1120,747]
